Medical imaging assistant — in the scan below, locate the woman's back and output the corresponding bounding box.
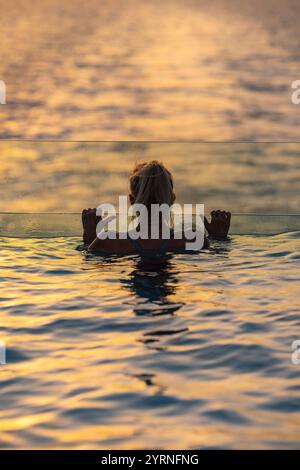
[82,160,230,254]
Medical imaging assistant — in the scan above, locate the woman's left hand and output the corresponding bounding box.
[82,208,101,245]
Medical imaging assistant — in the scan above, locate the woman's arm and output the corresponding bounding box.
[82,208,101,246]
[203,236,210,248]
[88,236,103,251]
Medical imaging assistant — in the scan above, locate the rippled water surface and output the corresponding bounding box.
[1,0,300,140]
[1,232,300,449]
[1,141,300,213]
[1,0,300,451]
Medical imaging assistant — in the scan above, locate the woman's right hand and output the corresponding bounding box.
[204,210,231,240]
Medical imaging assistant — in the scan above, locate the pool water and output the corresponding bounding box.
[1,232,300,449]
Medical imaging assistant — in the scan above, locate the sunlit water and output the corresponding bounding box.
[1,232,300,449]
[1,0,300,140]
[1,141,300,213]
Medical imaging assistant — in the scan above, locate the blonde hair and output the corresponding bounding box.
[129,161,175,208]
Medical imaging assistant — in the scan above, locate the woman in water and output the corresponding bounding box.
[82,161,231,254]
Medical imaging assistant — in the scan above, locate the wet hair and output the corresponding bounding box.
[129,161,176,208]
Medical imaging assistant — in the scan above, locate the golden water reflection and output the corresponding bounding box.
[1,234,300,448]
[1,0,300,140]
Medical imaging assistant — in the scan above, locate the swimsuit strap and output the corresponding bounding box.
[128,237,145,255]
[158,237,171,254]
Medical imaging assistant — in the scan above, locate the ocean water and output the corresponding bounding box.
[1,0,300,140]
[1,141,300,213]
[0,232,300,449]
